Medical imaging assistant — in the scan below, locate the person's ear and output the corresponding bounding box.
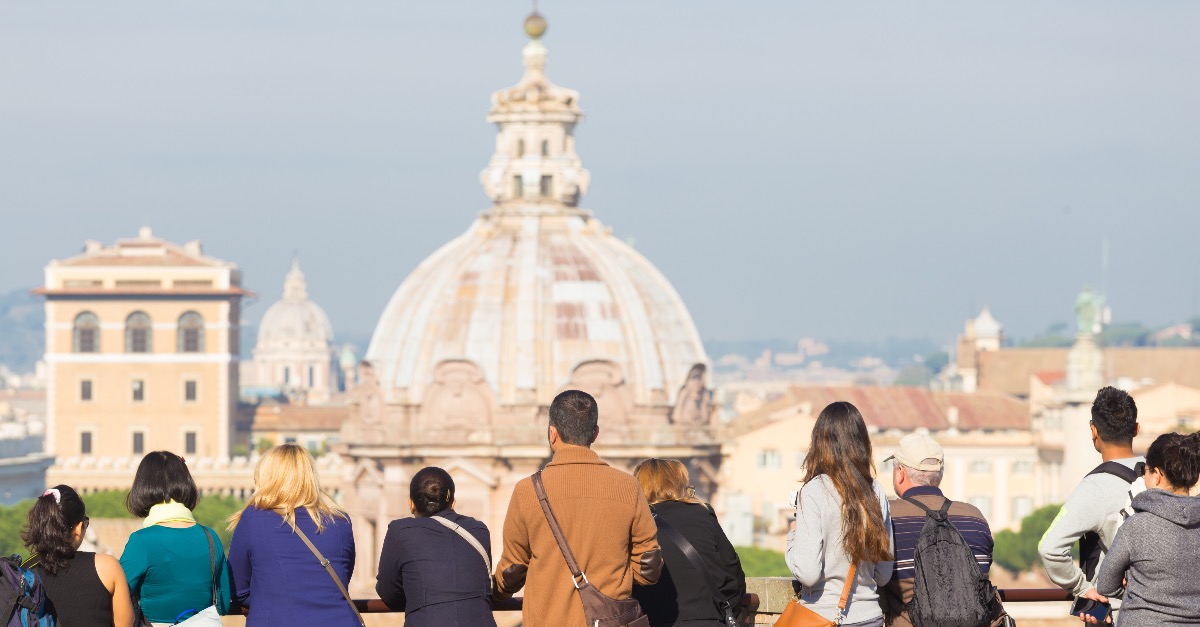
[590,425,599,445]
[1134,422,1141,438]
[548,425,560,446]
[408,498,416,516]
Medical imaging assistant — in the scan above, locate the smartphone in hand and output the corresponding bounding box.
[1070,597,1110,622]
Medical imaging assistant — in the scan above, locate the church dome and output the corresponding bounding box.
[256,260,334,353]
[366,19,707,411]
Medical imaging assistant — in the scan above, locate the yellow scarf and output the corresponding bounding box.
[142,501,196,528]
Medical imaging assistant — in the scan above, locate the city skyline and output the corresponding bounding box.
[2,1,1198,344]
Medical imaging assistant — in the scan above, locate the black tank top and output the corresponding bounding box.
[38,552,114,626]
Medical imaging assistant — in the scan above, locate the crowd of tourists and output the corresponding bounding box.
[3,386,1199,626]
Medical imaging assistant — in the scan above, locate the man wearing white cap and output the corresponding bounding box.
[877,433,1008,627]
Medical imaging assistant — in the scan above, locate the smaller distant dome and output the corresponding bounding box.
[339,345,358,369]
[256,260,334,353]
[973,307,1002,338]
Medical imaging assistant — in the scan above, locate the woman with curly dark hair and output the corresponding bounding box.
[23,484,134,626]
[785,401,894,627]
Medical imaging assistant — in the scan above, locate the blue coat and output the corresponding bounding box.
[375,508,496,627]
[228,507,358,627]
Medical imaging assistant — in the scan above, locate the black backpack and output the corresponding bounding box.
[905,497,993,627]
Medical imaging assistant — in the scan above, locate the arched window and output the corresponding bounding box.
[516,139,525,157]
[540,140,549,157]
[178,311,205,353]
[125,312,152,353]
[73,312,99,353]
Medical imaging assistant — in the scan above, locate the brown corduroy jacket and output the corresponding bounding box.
[493,445,663,627]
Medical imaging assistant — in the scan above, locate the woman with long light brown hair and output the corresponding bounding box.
[227,444,361,626]
[786,401,894,627]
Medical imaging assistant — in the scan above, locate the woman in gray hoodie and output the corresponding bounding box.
[1093,432,1200,626]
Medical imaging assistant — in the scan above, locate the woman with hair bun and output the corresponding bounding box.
[786,401,894,627]
[121,451,230,625]
[375,466,496,627]
[1092,432,1200,626]
[23,484,135,626]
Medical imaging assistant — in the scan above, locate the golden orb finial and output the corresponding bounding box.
[524,12,547,39]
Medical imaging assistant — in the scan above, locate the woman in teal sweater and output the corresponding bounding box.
[120,451,231,625]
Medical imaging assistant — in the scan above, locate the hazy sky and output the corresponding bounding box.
[2,1,1198,347]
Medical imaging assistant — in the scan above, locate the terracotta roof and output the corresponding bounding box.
[1034,370,1066,386]
[251,404,350,432]
[978,347,1200,397]
[733,385,1029,435]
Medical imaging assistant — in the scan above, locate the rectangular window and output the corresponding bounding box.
[284,367,290,385]
[183,329,201,352]
[130,329,149,353]
[78,329,96,353]
[308,366,314,388]
[185,432,197,455]
[756,449,782,470]
[133,432,144,455]
[81,379,93,401]
[512,175,523,198]
[132,379,144,402]
[285,436,298,445]
[1011,460,1034,474]
[969,460,992,474]
[1012,496,1034,522]
[969,496,993,519]
[81,431,93,455]
[184,380,197,402]
[539,175,553,197]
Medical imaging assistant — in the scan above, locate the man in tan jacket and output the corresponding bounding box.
[493,389,662,626]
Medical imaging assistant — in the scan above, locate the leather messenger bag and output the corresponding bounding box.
[532,471,650,627]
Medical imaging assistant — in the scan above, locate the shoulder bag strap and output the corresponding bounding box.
[834,562,858,624]
[293,525,366,627]
[654,516,733,612]
[531,470,587,585]
[200,526,218,608]
[430,515,493,593]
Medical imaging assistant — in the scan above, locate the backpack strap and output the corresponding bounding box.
[653,515,735,616]
[1087,461,1138,483]
[902,495,951,521]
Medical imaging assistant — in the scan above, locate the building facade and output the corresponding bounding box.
[337,13,721,592]
[38,228,248,472]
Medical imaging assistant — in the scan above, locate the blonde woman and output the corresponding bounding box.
[227,444,359,626]
[632,458,745,627]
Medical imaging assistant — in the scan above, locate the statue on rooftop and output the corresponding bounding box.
[1075,288,1104,336]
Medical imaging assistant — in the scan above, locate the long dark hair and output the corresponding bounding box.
[126,450,199,517]
[410,467,455,517]
[1147,432,1200,490]
[801,401,892,565]
[22,484,86,575]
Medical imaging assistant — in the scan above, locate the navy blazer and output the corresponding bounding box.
[375,508,496,627]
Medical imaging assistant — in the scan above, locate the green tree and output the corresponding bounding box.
[992,504,1063,574]
[734,546,791,577]
[894,365,934,387]
[255,438,275,454]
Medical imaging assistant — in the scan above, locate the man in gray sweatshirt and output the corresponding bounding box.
[1038,386,1142,610]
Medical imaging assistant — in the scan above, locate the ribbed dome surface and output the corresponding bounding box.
[366,211,707,407]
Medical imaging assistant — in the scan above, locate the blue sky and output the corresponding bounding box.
[1,1,1197,345]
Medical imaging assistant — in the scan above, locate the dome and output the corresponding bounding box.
[256,259,334,353]
[973,306,1002,338]
[367,212,707,407]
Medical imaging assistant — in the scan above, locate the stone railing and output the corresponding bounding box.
[225,579,1072,625]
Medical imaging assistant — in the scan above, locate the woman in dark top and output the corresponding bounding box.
[632,459,746,627]
[23,484,134,627]
[375,466,496,627]
[227,444,358,627]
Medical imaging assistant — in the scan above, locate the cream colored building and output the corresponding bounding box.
[721,385,1047,548]
[38,228,248,474]
[337,14,721,593]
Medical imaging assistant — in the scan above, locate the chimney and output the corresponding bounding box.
[184,240,203,256]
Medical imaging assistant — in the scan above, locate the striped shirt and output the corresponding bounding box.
[881,486,996,626]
